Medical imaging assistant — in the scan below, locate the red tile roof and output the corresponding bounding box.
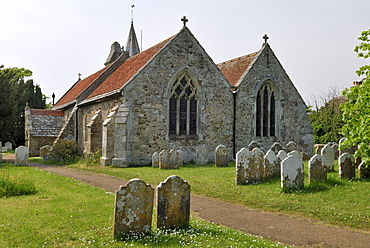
[217,52,258,87]
[54,67,108,107]
[86,36,174,100]
[30,109,64,116]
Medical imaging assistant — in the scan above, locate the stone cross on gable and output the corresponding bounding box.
[263,34,269,43]
[181,16,188,27]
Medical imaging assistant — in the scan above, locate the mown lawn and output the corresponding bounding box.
[60,159,370,232]
[0,164,288,247]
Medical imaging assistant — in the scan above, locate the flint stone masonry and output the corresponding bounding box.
[308,154,327,184]
[152,152,159,168]
[113,179,154,238]
[156,175,190,229]
[215,144,229,167]
[264,149,278,178]
[281,155,304,190]
[15,146,29,166]
[236,147,264,185]
[339,153,355,179]
[286,141,297,153]
[321,144,334,172]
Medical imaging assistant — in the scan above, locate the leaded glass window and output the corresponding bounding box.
[169,74,198,136]
[256,83,276,137]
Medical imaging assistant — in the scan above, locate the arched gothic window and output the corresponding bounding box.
[256,83,276,137]
[169,73,198,136]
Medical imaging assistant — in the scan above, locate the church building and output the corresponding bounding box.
[26,17,313,166]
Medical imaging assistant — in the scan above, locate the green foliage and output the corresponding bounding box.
[341,29,370,162]
[49,140,80,164]
[0,166,37,197]
[0,66,46,147]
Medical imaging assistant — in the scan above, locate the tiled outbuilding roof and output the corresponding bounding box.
[217,52,258,87]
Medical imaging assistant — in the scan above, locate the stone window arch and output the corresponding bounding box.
[168,71,199,136]
[256,82,277,137]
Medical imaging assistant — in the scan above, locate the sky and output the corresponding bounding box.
[1,0,369,106]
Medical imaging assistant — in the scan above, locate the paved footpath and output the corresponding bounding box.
[4,155,370,247]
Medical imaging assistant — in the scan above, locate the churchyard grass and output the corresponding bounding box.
[64,160,370,232]
[1,163,288,247]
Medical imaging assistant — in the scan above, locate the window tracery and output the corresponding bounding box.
[256,83,276,137]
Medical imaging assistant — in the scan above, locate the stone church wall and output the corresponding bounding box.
[235,45,313,155]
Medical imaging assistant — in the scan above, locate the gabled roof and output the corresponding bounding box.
[217,51,259,87]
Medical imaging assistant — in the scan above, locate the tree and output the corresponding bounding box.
[340,29,370,161]
[0,66,46,147]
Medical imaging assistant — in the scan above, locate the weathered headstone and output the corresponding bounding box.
[264,149,278,179]
[168,149,182,169]
[196,145,208,165]
[5,142,12,151]
[287,150,303,160]
[152,152,159,168]
[339,137,357,156]
[248,141,260,151]
[1,147,7,153]
[176,150,183,168]
[286,141,297,153]
[236,147,264,185]
[215,145,229,167]
[338,153,355,179]
[277,150,287,163]
[113,179,154,238]
[308,154,327,184]
[321,144,334,172]
[331,143,339,160]
[40,145,52,159]
[156,175,190,229]
[271,142,283,155]
[15,146,29,166]
[281,155,304,190]
[315,144,325,155]
[159,149,169,169]
[358,161,370,179]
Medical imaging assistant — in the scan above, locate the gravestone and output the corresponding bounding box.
[281,155,304,190]
[315,144,325,155]
[1,147,7,153]
[152,152,159,168]
[286,141,297,153]
[113,179,154,238]
[332,143,339,160]
[0,153,2,162]
[168,149,182,169]
[40,145,52,159]
[215,145,228,167]
[338,153,355,179]
[159,149,169,169]
[277,150,287,163]
[248,141,260,151]
[339,137,357,156]
[156,175,190,229]
[358,161,370,179]
[287,150,303,160]
[271,142,283,155]
[308,154,327,184]
[5,142,12,151]
[176,150,183,168]
[321,144,334,172]
[264,149,278,178]
[236,147,264,185]
[15,146,29,166]
[196,145,208,165]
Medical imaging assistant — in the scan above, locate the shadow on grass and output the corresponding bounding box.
[282,177,346,194]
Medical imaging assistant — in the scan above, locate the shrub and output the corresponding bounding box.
[50,139,80,165]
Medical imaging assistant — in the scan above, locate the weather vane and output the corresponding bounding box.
[131,4,135,21]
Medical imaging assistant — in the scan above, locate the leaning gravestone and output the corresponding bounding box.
[321,144,334,172]
[5,142,12,151]
[159,149,169,169]
[152,152,159,168]
[248,141,260,151]
[156,175,190,229]
[113,179,154,238]
[286,141,297,153]
[264,149,278,179]
[215,145,228,167]
[15,146,29,166]
[236,147,264,185]
[338,153,355,179]
[358,161,370,179]
[308,154,327,184]
[281,155,304,190]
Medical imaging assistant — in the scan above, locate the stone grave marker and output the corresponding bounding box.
[287,150,303,160]
[215,144,229,167]
[0,153,2,162]
[339,137,357,156]
[40,145,52,159]
[331,143,339,160]
[248,141,260,151]
[159,149,169,169]
[15,146,29,166]
[152,152,159,168]
[264,149,278,179]
[5,142,12,151]
[1,147,7,153]
[338,153,355,179]
[277,150,287,163]
[236,147,264,185]
[196,145,208,165]
[271,142,283,155]
[308,154,327,184]
[156,175,190,229]
[315,144,325,155]
[176,150,183,168]
[281,155,304,190]
[321,144,334,172]
[358,161,370,179]
[286,141,297,153]
[113,179,154,238]
[168,149,182,169]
